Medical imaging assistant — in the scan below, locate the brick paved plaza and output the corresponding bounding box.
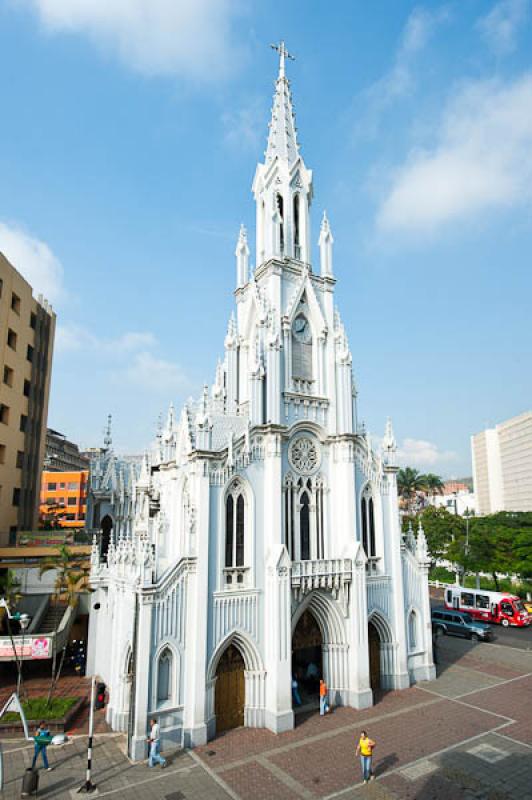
[1,634,531,799]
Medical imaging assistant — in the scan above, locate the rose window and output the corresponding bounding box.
[288,436,321,475]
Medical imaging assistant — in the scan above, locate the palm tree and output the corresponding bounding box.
[397,467,426,502]
[422,473,445,498]
[39,545,90,705]
[0,570,27,699]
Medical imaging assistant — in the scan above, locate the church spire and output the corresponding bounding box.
[103,414,112,452]
[266,41,299,167]
[253,42,313,267]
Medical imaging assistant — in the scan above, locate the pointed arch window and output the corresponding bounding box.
[225,481,247,572]
[225,495,234,567]
[360,488,376,558]
[276,193,284,255]
[157,648,172,704]
[300,491,310,561]
[408,610,418,652]
[292,312,312,383]
[293,193,300,259]
[284,472,326,561]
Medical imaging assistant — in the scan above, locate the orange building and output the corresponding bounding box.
[39,469,88,528]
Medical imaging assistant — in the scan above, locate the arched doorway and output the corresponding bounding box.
[368,621,381,691]
[100,515,113,559]
[292,609,322,707]
[215,644,245,733]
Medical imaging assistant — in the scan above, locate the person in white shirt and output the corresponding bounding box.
[147,718,167,768]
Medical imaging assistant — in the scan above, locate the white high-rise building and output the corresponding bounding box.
[87,45,435,760]
[472,411,532,515]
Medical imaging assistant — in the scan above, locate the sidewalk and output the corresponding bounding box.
[0,735,231,800]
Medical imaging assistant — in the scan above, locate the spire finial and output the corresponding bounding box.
[270,40,295,80]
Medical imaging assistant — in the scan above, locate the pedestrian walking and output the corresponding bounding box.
[319,679,330,715]
[147,718,167,768]
[355,730,376,784]
[292,676,302,706]
[31,721,53,771]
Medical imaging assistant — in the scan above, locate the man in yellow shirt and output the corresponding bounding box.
[355,730,376,784]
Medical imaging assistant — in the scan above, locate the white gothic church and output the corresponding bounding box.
[87,44,435,760]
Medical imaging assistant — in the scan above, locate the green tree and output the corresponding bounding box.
[39,546,90,705]
[422,473,445,497]
[402,506,464,568]
[447,513,529,590]
[397,467,427,512]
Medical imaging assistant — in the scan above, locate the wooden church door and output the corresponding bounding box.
[215,645,245,733]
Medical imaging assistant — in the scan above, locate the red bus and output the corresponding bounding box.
[444,585,530,627]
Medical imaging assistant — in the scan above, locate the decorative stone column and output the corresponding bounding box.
[413,521,437,682]
[182,463,210,746]
[382,465,410,689]
[346,542,373,708]
[130,589,154,760]
[264,545,294,733]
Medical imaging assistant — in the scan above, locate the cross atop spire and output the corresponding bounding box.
[270,40,295,80]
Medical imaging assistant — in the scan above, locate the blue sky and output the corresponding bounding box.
[1,0,531,476]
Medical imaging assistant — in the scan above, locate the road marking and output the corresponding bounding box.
[256,754,315,799]
[214,698,442,773]
[189,749,241,800]
[322,721,513,800]
[400,759,438,781]
[492,731,532,751]
[94,762,198,798]
[417,686,516,723]
[467,742,509,763]
[452,671,532,700]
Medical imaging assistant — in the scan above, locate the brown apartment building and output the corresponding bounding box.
[0,252,56,545]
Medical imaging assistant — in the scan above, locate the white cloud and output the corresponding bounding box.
[478,0,529,57]
[377,73,532,233]
[361,6,451,124]
[222,97,264,152]
[0,221,66,305]
[55,322,189,395]
[397,438,457,468]
[16,0,244,81]
[121,351,190,394]
[55,324,157,354]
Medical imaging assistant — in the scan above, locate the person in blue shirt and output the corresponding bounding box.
[32,722,53,771]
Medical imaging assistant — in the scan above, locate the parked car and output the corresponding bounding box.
[432,608,493,641]
[523,600,532,616]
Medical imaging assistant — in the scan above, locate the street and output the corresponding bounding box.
[431,596,532,651]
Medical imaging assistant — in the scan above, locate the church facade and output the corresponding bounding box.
[87,46,435,760]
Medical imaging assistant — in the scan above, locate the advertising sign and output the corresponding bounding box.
[0,637,51,660]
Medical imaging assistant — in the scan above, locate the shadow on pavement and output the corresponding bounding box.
[391,749,531,800]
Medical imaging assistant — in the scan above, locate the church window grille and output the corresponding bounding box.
[157,648,172,704]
